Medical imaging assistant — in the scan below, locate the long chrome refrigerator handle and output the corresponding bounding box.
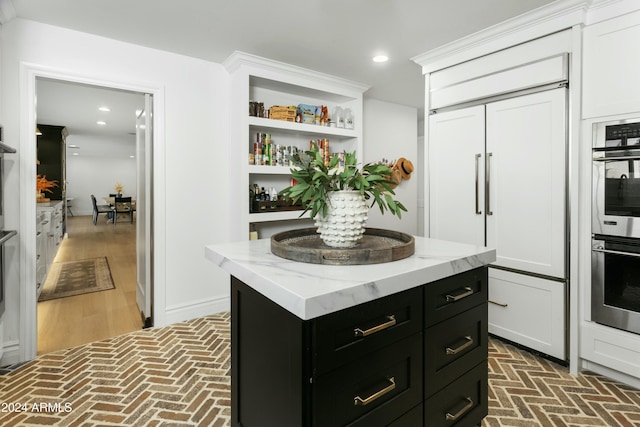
[486,152,493,216]
[475,154,482,215]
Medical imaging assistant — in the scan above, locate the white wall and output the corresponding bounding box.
[66,134,138,216]
[363,99,419,236]
[0,18,418,365]
[1,18,231,364]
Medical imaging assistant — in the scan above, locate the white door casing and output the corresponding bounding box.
[19,64,165,362]
[136,94,153,326]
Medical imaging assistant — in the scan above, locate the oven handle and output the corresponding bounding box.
[592,247,640,258]
[593,155,640,161]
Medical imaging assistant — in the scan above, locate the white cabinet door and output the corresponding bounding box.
[488,269,566,360]
[486,89,566,279]
[428,105,485,246]
[583,10,640,119]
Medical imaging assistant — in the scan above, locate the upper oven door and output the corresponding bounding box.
[593,119,640,238]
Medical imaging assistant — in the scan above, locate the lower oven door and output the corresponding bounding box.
[592,236,640,334]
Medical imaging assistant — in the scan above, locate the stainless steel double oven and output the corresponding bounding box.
[592,118,640,335]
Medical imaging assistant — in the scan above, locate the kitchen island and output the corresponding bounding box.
[206,235,496,426]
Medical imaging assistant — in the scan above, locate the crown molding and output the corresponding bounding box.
[585,0,640,24]
[222,51,370,96]
[0,0,16,24]
[412,0,590,75]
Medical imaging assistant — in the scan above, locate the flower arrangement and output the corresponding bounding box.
[279,150,407,219]
[114,182,124,195]
[36,174,58,195]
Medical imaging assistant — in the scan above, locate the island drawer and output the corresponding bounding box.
[313,286,422,375]
[424,267,487,327]
[313,334,423,427]
[424,361,488,427]
[388,403,422,426]
[424,303,487,397]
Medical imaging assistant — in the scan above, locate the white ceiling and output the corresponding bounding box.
[36,78,145,158]
[15,0,557,155]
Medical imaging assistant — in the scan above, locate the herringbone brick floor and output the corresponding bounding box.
[1,312,640,426]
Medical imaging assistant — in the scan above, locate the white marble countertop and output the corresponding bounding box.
[205,236,496,320]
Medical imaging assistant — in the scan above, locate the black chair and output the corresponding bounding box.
[113,197,134,225]
[91,195,112,225]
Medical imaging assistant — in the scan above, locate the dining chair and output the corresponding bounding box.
[113,196,134,225]
[91,194,112,225]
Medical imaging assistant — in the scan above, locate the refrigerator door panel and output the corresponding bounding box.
[486,89,567,279]
[428,105,485,247]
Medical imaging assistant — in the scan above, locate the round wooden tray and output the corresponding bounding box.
[270,227,415,265]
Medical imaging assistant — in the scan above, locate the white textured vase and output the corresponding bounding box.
[315,190,368,248]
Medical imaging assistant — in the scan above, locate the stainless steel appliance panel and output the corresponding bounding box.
[591,236,640,335]
[592,118,640,239]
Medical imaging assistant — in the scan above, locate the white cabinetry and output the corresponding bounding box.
[224,52,368,241]
[579,6,640,385]
[582,10,640,119]
[36,200,64,298]
[36,212,47,297]
[428,89,568,360]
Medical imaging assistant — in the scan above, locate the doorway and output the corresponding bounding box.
[34,76,153,353]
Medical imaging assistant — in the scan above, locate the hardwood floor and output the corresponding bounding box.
[37,214,142,355]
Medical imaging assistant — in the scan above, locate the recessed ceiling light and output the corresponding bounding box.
[130,155,135,158]
[373,55,388,63]
[68,144,79,149]
[98,106,111,112]
[96,120,107,125]
[73,152,79,156]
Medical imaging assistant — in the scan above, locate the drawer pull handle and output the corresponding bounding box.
[446,287,473,302]
[446,336,474,355]
[489,300,508,308]
[354,377,396,406]
[445,397,474,421]
[354,315,396,337]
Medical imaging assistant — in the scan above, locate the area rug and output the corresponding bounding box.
[38,257,115,302]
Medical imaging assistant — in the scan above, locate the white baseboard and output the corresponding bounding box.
[0,339,22,367]
[581,359,640,390]
[163,296,230,326]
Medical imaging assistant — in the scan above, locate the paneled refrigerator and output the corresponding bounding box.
[428,88,568,360]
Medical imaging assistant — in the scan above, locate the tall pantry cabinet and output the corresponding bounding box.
[418,31,573,361]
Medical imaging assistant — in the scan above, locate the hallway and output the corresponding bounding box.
[37,215,141,355]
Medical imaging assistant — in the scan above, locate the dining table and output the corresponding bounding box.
[103,196,137,209]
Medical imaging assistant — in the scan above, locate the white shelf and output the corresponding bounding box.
[248,165,292,175]
[249,210,309,222]
[248,116,357,139]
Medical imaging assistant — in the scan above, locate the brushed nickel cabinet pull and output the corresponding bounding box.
[354,315,396,337]
[353,377,396,406]
[486,152,493,216]
[475,153,482,215]
[489,300,508,308]
[445,397,474,421]
[446,287,473,302]
[446,336,474,355]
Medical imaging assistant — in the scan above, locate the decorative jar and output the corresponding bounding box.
[315,190,368,248]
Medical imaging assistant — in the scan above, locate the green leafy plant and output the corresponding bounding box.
[280,150,407,219]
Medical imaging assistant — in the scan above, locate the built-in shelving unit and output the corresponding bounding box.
[224,51,369,241]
